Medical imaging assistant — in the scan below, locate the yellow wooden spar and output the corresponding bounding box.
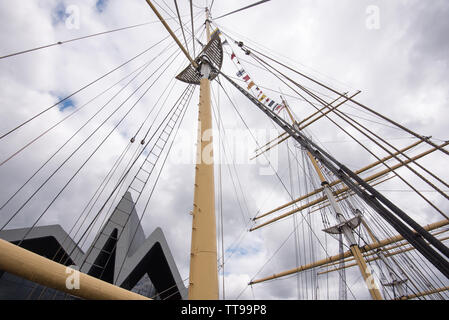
[252,140,446,227]
[250,91,361,161]
[144,0,197,68]
[318,234,449,276]
[0,239,149,300]
[250,219,449,285]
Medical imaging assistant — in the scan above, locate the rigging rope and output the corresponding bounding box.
[190,0,196,57]
[1,46,182,238]
[213,0,271,20]
[0,60,151,211]
[217,76,357,299]
[0,11,203,142]
[0,35,170,142]
[113,85,195,286]
[72,84,194,291]
[0,18,191,60]
[174,0,190,55]
[239,41,449,157]
[0,59,151,168]
[246,47,449,220]
[37,73,187,298]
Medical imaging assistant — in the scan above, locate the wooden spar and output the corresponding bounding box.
[398,286,449,300]
[297,94,344,125]
[0,239,149,300]
[244,44,449,158]
[254,132,288,153]
[251,92,360,161]
[253,139,443,224]
[250,145,439,231]
[308,175,395,214]
[254,138,424,220]
[144,0,197,68]
[250,134,290,160]
[188,8,219,300]
[317,235,449,275]
[250,219,449,285]
[320,226,449,271]
[298,91,360,130]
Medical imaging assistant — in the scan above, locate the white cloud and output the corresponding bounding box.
[1,0,448,300]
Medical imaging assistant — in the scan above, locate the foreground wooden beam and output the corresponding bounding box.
[0,239,149,300]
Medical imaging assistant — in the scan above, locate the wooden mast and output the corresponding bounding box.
[144,2,218,299]
[188,7,219,300]
[282,97,383,300]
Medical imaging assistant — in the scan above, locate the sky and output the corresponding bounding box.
[0,0,449,300]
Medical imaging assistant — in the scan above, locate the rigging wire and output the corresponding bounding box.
[0,58,152,168]
[245,47,449,220]
[0,35,171,142]
[1,45,182,239]
[53,83,193,301]
[0,15,201,219]
[113,85,195,287]
[71,84,194,292]
[33,61,189,299]
[0,59,151,211]
[27,141,133,299]
[58,68,189,265]
[219,54,446,300]
[214,22,359,93]
[218,17,448,298]
[217,76,358,300]
[0,16,193,60]
[343,194,446,298]
[0,9,203,143]
[174,0,190,55]
[190,0,196,57]
[213,0,271,20]
[239,40,449,158]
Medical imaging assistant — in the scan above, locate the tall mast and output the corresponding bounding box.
[144,2,219,299]
[283,98,383,300]
[188,7,219,300]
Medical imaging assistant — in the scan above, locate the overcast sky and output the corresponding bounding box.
[0,0,448,300]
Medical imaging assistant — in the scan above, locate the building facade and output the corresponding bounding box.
[0,192,187,300]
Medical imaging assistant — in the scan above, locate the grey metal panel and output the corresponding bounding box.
[115,226,188,300]
[0,224,84,266]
